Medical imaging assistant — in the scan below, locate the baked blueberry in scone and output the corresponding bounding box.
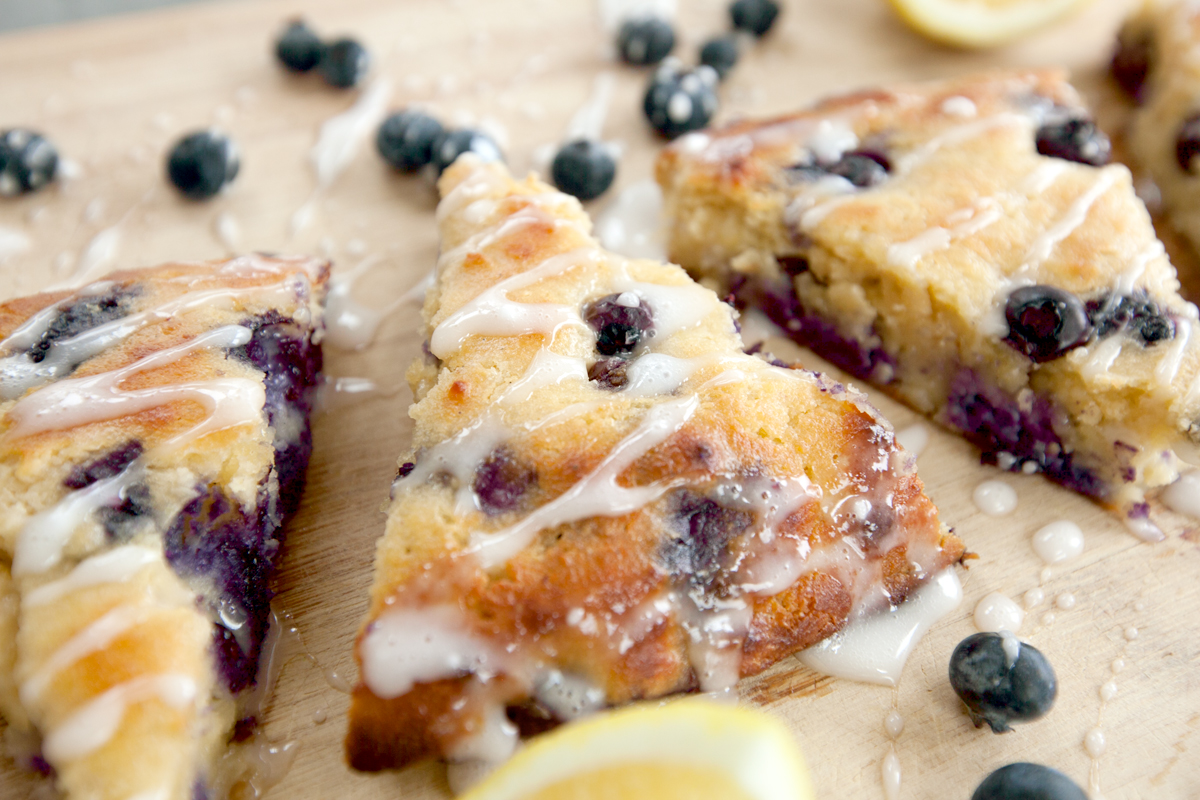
[1112,1,1200,257]
[655,71,1200,537]
[345,157,964,771]
[0,255,327,800]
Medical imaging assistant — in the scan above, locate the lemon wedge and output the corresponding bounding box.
[459,700,813,800]
[886,0,1092,48]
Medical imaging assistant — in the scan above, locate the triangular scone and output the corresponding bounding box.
[346,158,964,771]
[1114,1,1200,255]
[656,71,1200,535]
[0,256,327,800]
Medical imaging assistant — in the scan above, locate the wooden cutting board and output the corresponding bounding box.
[2,0,1198,798]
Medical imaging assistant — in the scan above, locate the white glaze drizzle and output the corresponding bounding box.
[41,673,198,763]
[13,463,144,577]
[310,79,392,191]
[468,395,698,568]
[594,180,667,261]
[1,278,298,400]
[799,569,962,686]
[23,545,160,607]
[1162,471,1200,518]
[362,605,513,699]
[429,248,597,359]
[1019,169,1119,272]
[1031,520,1085,564]
[563,72,615,143]
[972,480,1017,516]
[5,325,261,445]
[20,605,152,705]
[973,592,1024,633]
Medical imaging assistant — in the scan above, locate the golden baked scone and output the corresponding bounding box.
[656,70,1200,537]
[345,158,964,771]
[0,255,328,800]
[1113,1,1200,255]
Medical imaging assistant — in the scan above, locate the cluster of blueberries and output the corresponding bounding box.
[374,109,502,180]
[275,19,370,90]
[624,0,780,140]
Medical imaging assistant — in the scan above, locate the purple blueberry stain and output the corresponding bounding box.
[729,274,895,384]
[588,357,630,390]
[64,440,143,489]
[230,312,323,520]
[660,489,753,589]
[946,370,1107,501]
[472,446,536,515]
[164,485,277,694]
[1086,291,1174,346]
[1112,26,1153,103]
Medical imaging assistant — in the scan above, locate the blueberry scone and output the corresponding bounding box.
[1112,0,1200,255]
[656,70,1200,537]
[345,157,965,771]
[0,255,327,800]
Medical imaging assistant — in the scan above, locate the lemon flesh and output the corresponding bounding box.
[528,763,756,800]
[886,0,1091,48]
[459,700,813,800]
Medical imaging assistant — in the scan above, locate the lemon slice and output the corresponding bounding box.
[886,0,1092,48]
[459,700,813,800]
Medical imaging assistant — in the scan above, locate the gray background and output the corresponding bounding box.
[0,0,207,31]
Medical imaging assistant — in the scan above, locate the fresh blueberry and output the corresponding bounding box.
[1035,118,1112,166]
[1175,113,1200,174]
[0,129,59,196]
[730,0,780,37]
[617,16,676,65]
[274,20,323,73]
[1111,27,1153,103]
[430,128,503,175]
[318,38,369,89]
[828,151,889,187]
[376,110,445,172]
[643,61,720,139]
[1003,285,1091,363]
[551,139,616,201]
[972,763,1088,800]
[166,130,240,200]
[1087,292,1175,345]
[699,34,740,80]
[949,632,1057,733]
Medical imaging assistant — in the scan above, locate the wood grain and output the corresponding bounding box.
[1,0,1197,798]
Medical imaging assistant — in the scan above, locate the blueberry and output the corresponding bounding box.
[949,632,1057,733]
[699,34,740,81]
[1003,285,1091,363]
[551,139,616,201]
[643,61,720,139]
[1086,292,1175,345]
[1111,27,1153,103]
[376,110,445,172]
[730,0,780,37]
[26,285,135,365]
[274,20,323,72]
[617,16,676,65]
[584,293,654,355]
[1175,113,1200,174]
[0,129,59,196]
[661,490,752,588]
[430,128,503,175]
[588,357,630,390]
[472,447,536,514]
[64,440,144,489]
[828,151,889,187]
[1035,118,1111,166]
[166,130,240,200]
[318,38,369,89]
[972,763,1088,800]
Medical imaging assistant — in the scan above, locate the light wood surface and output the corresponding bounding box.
[1,0,1198,798]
